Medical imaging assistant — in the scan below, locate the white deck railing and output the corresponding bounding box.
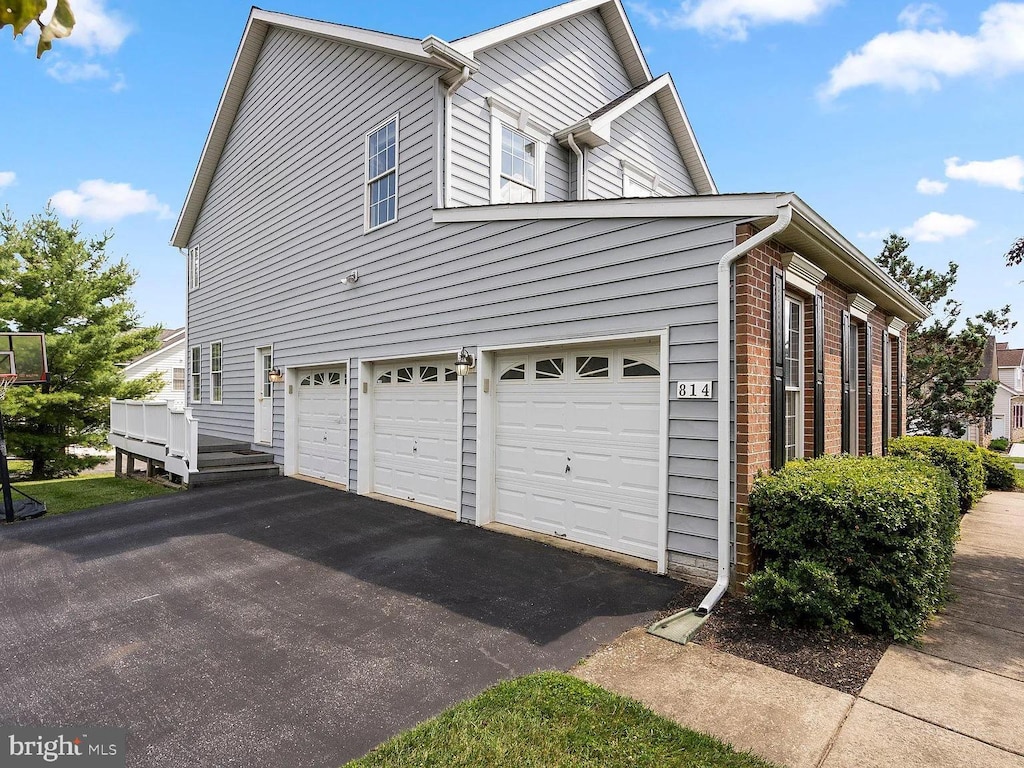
[109,399,197,477]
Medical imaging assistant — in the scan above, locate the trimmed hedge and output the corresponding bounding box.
[981,448,1020,491]
[888,436,985,513]
[747,455,959,641]
[988,437,1010,453]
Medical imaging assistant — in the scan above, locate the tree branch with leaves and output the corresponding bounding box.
[1,0,74,58]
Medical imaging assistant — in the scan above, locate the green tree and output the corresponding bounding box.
[0,207,162,478]
[1008,237,1023,266]
[1,0,74,57]
[875,233,1013,438]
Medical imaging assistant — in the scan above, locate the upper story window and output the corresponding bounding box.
[365,115,398,230]
[621,160,679,199]
[188,246,200,290]
[500,126,536,203]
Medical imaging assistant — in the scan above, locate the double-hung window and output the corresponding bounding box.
[172,367,186,392]
[499,125,536,203]
[189,346,201,403]
[783,296,803,462]
[210,341,223,405]
[365,115,398,230]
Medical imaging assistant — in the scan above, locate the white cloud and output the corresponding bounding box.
[628,0,838,40]
[45,0,131,54]
[821,3,1024,98]
[898,3,946,29]
[857,228,893,241]
[50,180,172,222]
[945,155,1024,191]
[46,59,110,83]
[0,171,15,189]
[903,212,978,242]
[916,177,948,195]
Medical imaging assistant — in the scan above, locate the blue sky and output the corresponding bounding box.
[2,0,1022,345]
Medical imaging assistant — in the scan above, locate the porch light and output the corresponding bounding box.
[455,347,475,377]
[267,367,284,383]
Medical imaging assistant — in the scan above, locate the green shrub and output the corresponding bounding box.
[988,437,1010,453]
[981,449,1020,490]
[889,436,985,513]
[748,455,960,641]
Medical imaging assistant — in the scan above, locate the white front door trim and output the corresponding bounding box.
[254,345,274,445]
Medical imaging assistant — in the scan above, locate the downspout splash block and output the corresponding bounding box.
[647,608,708,646]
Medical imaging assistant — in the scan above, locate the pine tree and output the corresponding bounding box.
[0,206,163,478]
[875,233,1014,437]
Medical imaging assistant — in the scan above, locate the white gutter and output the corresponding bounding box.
[566,133,584,201]
[443,66,472,208]
[698,200,794,616]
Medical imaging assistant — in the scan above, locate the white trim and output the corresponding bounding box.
[253,344,274,446]
[657,328,669,575]
[188,246,200,291]
[364,112,400,232]
[783,252,826,296]
[209,340,223,405]
[487,98,547,204]
[455,368,464,521]
[783,294,804,461]
[848,292,876,322]
[887,316,908,336]
[189,344,202,404]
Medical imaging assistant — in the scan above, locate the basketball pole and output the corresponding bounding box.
[0,404,14,523]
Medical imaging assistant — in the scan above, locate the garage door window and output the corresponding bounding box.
[397,367,414,383]
[377,370,392,384]
[500,362,526,380]
[576,355,609,378]
[535,357,564,380]
[301,371,345,386]
[623,357,659,377]
[420,365,438,382]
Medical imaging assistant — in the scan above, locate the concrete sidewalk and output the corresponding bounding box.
[574,491,1024,768]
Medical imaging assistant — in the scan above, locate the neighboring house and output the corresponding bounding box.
[967,336,1024,445]
[120,327,187,406]
[168,0,927,589]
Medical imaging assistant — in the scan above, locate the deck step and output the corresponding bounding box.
[189,463,281,487]
[197,438,252,454]
[197,450,276,469]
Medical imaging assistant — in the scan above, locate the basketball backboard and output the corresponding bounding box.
[0,333,48,385]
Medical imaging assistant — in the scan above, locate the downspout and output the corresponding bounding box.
[443,66,472,208]
[697,201,794,616]
[565,133,584,201]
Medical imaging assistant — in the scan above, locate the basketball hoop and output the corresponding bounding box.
[0,373,17,401]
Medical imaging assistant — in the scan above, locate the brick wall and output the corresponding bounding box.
[733,224,907,582]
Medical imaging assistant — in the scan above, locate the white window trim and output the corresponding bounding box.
[364,113,400,233]
[188,246,200,291]
[210,340,223,405]
[619,159,679,198]
[172,366,186,392]
[487,97,547,204]
[784,294,804,462]
[189,345,202,404]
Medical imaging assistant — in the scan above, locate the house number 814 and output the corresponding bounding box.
[676,380,713,399]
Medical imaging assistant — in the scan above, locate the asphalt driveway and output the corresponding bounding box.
[0,478,677,767]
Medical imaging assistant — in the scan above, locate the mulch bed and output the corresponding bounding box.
[659,582,890,696]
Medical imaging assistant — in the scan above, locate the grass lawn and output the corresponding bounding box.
[9,472,176,516]
[345,672,776,768]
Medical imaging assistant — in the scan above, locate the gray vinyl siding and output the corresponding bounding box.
[461,373,477,523]
[448,10,632,207]
[186,24,739,567]
[589,95,696,199]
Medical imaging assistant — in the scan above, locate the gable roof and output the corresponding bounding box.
[452,0,650,86]
[170,9,476,249]
[553,74,716,195]
[997,346,1024,368]
[122,327,186,371]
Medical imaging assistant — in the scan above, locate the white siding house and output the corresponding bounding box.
[120,327,187,406]
[166,0,927,597]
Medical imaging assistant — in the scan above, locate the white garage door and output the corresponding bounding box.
[296,367,347,485]
[373,360,459,511]
[494,344,661,561]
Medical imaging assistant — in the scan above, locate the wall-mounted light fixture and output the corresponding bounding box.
[341,269,359,285]
[455,347,475,377]
[267,367,284,383]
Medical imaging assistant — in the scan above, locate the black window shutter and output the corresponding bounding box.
[813,292,825,457]
[771,267,786,470]
[864,324,874,456]
[841,310,852,454]
[896,335,905,437]
[882,333,891,454]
